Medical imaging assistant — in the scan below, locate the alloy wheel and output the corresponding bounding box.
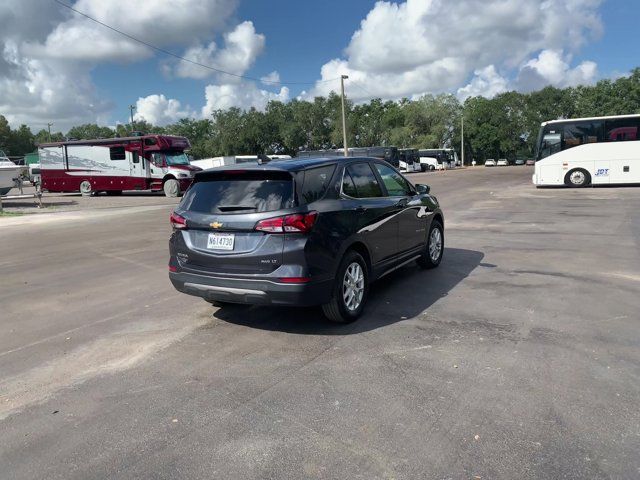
[429,227,442,262]
[342,262,365,312]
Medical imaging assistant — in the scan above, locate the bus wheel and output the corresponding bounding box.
[420,164,427,172]
[565,168,591,188]
[429,165,436,171]
[80,180,92,196]
[163,178,180,197]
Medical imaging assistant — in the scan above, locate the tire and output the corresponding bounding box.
[564,168,591,188]
[417,219,444,269]
[429,165,436,171]
[80,180,92,196]
[163,178,180,197]
[420,164,427,172]
[321,250,368,323]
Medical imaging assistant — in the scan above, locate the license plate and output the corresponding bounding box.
[207,232,235,251]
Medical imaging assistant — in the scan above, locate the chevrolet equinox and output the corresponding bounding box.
[169,157,444,323]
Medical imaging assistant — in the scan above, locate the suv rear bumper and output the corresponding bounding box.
[169,270,333,306]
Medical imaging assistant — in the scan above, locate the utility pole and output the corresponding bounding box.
[340,75,349,157]
[129,104,136,127]
[461,116,465,167]
[47,122,53,142]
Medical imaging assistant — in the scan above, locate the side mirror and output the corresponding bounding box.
[416,184,430,194]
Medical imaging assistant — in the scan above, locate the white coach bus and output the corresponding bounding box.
[532,114,640,187]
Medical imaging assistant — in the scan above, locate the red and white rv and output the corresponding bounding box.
[39,135,201,197]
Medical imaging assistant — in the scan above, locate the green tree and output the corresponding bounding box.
[0,116,11,152]
[9,124,36,155]
[164,118,214,159]
[67,124,114,140]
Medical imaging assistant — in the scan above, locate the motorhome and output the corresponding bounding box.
[39,135,199,197]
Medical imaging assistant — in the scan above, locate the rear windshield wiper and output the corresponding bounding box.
[217,205,257,212]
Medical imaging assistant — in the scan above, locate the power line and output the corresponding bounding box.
[350,82,378,100]
[52,0,338,87]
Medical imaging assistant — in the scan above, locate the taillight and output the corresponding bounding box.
[254,216,284,233]
[284,212,318,232]
[278,277,311,284]
[170,212,187,229]
[255,211,317,233]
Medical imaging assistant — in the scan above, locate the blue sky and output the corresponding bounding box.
[2,0,638,130]
[91,0,377,124]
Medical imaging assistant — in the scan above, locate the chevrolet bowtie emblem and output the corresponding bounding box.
[210,221,223,229]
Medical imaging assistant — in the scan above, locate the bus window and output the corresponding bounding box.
[605,118,640,142]
[562,121,602,150]
[539,132,561,160]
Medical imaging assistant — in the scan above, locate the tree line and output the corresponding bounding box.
[2,68,639,162]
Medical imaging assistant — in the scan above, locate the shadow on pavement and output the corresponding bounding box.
[212,247,484,335]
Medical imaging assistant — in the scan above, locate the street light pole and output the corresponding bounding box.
[461,116,465,167]
[47,122,53,142]
[340,75,349,157]
[129,104,136,127]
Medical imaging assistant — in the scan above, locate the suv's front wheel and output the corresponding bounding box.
[322,250,368,323]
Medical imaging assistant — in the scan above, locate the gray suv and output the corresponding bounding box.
[169,157,444,323]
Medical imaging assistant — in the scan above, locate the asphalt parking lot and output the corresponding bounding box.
[1,166,639,479]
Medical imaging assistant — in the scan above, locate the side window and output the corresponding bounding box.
[374,163,412,196]
[132,152,139,164]
[605,118,639,142]
[563,122,601,150]
[346,163,383,198]
[152,153,165,167]
[341,169,358,197]
[301,164,336,204]
[110,146,126,161]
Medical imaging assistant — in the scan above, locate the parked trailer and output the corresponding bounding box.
[190,156,237,170]
[297,147,401,169]
[39,135,200,197]
[191,155,292,170]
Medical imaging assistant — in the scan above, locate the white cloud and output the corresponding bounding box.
[0,0,611,130]
[0,0,268,130]
[134,94,195,125]
[457,65,509,100]
[202,82,289,116]
[309,0,603,101]
[0,40,112,130]
[30,0,238,63]
[516,49,598,91]
[260,71,280,85]
[174,21,265,80]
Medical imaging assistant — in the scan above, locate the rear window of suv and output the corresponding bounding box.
[180,171,294,214]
